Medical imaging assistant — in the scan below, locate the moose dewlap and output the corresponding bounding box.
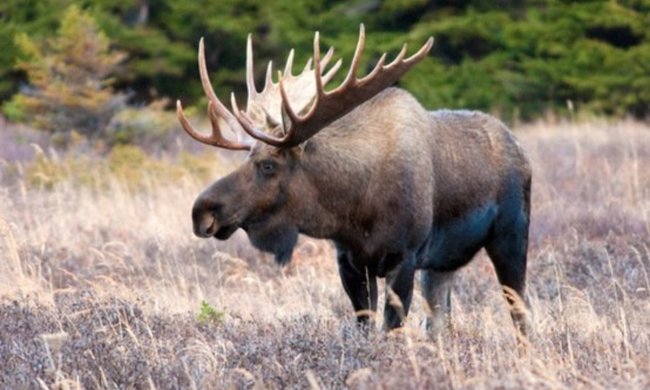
[177,25,531,336]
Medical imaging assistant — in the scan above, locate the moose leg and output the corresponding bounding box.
[485,189,531,338]
[486,240,529,339]
[421,270,455,337]
[382,253,417,331]
[337,249,378,327]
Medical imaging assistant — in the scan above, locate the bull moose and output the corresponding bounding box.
[177,26,531,336]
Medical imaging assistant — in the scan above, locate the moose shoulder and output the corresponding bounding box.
[177,26,531,337]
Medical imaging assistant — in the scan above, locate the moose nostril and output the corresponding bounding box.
[192,197,225,237]
[195,214,217,237]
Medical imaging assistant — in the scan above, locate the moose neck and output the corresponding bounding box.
[285,88,433,253]
[291,93,402,241]
[294,136,375,240]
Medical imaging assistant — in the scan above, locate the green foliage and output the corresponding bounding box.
[0,0,68,100]
[197,300,224,326]
[4,5,126,141]
[1,0,649,123]
[397,1,650,120]
[2,94,30,122]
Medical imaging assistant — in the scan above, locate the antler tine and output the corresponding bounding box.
[387,43,408,67]
[278,71,300,127]
[323,58,343,84]
[284,49,295,77]
[231,91,287,147]
[302,57,313,73]
[297,32,331,124]
[405,37,434,63]
[178,38,251,150]
[176,100,205,143]
[263,60,274,91]
[198,38,223,109]
[176,100,250,150]
[320,47,334,69]
[358,52,387,85]
[246,34,258,103]
[340,24,366,88]
[198,38,245,132]
[313,31,324,95]
[206,102,247,148]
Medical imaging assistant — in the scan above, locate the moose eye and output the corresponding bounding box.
[258,160,277,176]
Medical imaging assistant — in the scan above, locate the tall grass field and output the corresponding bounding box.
[0,120,648,389]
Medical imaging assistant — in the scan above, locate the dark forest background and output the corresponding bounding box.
[1,0,649,141]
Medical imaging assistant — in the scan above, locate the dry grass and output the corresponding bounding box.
[0,120,649,389]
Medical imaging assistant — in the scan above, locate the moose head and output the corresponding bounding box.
[177,25,433,264]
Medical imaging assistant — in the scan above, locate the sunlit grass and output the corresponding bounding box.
[0,120,648,388]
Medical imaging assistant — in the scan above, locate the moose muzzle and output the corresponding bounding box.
[193,210,218,238]
[192,197,240,239]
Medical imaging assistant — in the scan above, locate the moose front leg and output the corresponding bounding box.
[337,248,378,328]
[382,252,417,331]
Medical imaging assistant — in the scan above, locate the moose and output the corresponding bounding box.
[177,26,532,336]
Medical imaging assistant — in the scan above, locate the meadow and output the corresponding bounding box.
[0,120,648,389]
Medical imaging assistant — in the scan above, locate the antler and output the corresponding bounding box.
[231,24,434,148]
[177,26,433,150]
[176,38,252,150]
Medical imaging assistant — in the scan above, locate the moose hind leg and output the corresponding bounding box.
[337,249,378,327]
[485,184,531,338]
[421,270,455,337]
[486,239,529,339]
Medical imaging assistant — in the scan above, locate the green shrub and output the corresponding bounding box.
[197,300,224,326]
[6,5,126,143]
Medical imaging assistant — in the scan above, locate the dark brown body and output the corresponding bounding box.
[192,87,531,333]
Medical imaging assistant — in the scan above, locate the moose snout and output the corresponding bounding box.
[193,211,218,238]
[191,199,222,238]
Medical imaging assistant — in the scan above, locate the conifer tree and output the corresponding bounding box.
[8,5,126,143]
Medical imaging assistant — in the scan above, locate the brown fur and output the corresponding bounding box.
[191,87,532,334]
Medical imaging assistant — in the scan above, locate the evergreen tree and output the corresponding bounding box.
[1,0,648,122]
[5,5,126,142]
